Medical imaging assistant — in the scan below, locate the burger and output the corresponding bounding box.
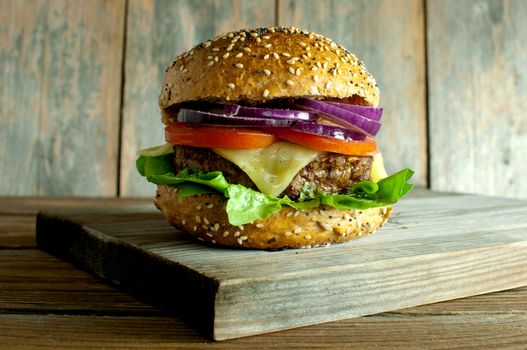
[136,26,413,249]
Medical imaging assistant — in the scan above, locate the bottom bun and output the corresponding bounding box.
[154,185,392,250]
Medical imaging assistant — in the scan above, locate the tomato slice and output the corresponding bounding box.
[269,128,377,156]
[165,123,278,149]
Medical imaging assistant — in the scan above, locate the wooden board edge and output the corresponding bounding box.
[35,211,219,339]
[211,243,527,340]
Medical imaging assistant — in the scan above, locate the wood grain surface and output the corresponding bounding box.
[0,0,125,196]
[119,0,276,197]
[427,0,527,198]
[278,0,427,186]
[1,195,527,348]
[36,193,527,340]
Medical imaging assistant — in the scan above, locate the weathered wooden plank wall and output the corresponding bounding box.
[427,0,527,198]
[0,0,125,196]
[1,0,526,199]
[120,0,276,197]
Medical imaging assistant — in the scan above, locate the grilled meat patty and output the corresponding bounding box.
[174,145,372,199]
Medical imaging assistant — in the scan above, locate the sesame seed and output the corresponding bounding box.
[212,47,219,51]
[182,219,186,225]
[316,62,322,68]
[302,54,308,59]
[262,35,270,39]
[264,43,272,48]
[250,32,258,37]
[282,52,291,57]
[179,65,184,71]
[256,223,264,228]
[214,56,218,62]
[273,52,280,59]
[212,239,216,244]
[311,66,318,71]
[264,69,271,76]
[240,37,245,42]
[243,47,251,52]
[196,205,202,210]
[204,41,211,47]
[237,238,243,245]
[235,63,244,68]
[287,212,293,217]
[182,69,188,73]
[213,223,220,231]
[223,231,230,237]
[263,89,269,97]
[228,33,234,38]
[294,226,302,234]
[227,83,235,89]
[235,52,243,58]
[286,59,295,65]
[206,233,213,237]
[288,67,295,74]
[305,235,312,240]
[256,37,261,43]
[299,41,307,47]
[240,235,248,241]
[294,211,300,217]
[285,231,292,237]
[263,54,269,60]
[223,52,230,59]
[310,86,319,94]
[202,224,209,230]
[203,217,210,225]
[193,226,197,231]
[323,62,328,69]
[295,68,301,76]
[207,61,214,67]
[234,231,241,237]
[227,44,234,51]
[307,51,312,57]
[313,75,319,82]
[206,203,214,209]
[333,69,337,76]
[195,216,201,223]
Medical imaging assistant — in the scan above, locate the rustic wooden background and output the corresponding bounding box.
[1,0,526,198]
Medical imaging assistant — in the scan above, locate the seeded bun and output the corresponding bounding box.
[155,186,391,250]
[159,26,380,120]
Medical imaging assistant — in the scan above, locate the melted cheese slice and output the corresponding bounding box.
[370,152,388,182]
[213,142,322,197]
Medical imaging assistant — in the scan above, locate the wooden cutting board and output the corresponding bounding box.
[36,192,527,340]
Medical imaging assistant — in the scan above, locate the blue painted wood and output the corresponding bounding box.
[427,0,527,198]
[0,0,126,196]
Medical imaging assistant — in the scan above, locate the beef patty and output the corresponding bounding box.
[174,145,372,199]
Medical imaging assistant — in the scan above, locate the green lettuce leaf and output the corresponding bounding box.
[136,153,414,226]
